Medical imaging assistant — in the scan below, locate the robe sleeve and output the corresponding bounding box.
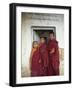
[54,42,59,61]
[42,46,49,67]
[43,51,49,67]
[53,41,60,70]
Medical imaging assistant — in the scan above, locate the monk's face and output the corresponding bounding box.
[33,42,38,48]
[49,34,54,40]
[40,38,45,43]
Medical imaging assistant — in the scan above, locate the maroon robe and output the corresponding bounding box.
[31,48,43,76]
[47,39,59,76]
[39,43,49,76]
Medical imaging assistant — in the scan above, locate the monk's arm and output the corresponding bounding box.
[50,42,59,54]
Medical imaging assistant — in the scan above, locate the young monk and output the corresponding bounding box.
[30,41,43,76]
[39,37,49,76]
[47,32,60,76]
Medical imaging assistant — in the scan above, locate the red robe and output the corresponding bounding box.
[47,39,59,76]
[39,43,49,76]
[31,48,43,76]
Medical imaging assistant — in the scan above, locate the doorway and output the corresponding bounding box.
[32,26,56,43]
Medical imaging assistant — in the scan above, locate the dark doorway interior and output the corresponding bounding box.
[33,29,56,43]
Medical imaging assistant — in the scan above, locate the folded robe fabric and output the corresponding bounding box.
[47,39,60,76]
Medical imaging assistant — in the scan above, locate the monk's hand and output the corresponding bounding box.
[39,59,41,63]
[50,48,55,54]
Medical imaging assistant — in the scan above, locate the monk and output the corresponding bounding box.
[30,41,43,76]
[39,37,49,76]
[47,32,60,76]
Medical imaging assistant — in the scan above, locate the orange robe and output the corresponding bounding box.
[47,39,60,76]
